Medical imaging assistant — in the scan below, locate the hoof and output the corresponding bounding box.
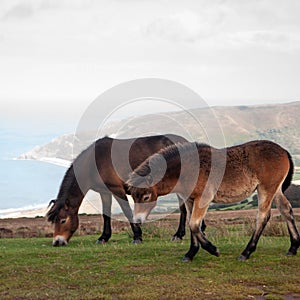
[286,251,297,257]
[132,239,142,245]
[182,256,193,263]
[207,247,220,257]
[214,249,220,257]
[171,236,183,242]
[238,254,248,261]
[96,239,107,245]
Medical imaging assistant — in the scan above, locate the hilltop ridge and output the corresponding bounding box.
[18,101,300,165]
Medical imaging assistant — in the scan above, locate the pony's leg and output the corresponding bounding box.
[115,195,143,244]
[182,198,199,262]
[97,193,112,244]
[239,186,274,260]
[191,203,219,257]
[183,199,219,261]
[172,194,187,241]
[182,230,201,262]
[172,195,207,241]
[274,193,300,256]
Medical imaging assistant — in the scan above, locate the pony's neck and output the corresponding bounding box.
[156,166,181,196]
[68,180,86,207]
[58,165,90,208]
[156,181,175,196]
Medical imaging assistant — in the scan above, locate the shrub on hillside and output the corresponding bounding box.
[284,184,300,208]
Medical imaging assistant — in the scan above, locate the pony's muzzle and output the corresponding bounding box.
[134,213,147,225]
[52,235,68,247]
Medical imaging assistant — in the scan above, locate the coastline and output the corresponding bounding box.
[14,157,71,168]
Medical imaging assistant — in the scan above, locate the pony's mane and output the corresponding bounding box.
[47,137,113,222]
[127,142,209,187]
[46,141,95,222]
[47,165,76,222]
[57,165,76,199]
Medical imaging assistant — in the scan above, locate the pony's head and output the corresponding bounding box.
[47,165,85,246]
[127,171,159,224]
[47,198,80,246]
[127,150,178,224]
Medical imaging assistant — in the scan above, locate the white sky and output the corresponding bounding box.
[0,0,300,123]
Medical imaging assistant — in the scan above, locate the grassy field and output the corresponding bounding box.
[1,222,300,300]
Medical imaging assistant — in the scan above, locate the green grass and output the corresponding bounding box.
[1,226,300,299]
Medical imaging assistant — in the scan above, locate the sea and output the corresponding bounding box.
[0,118,181,218]
[0,123,68,218]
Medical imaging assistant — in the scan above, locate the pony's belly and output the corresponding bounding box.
[213,185,256,204]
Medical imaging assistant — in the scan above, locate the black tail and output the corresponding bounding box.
[282,151,294,193]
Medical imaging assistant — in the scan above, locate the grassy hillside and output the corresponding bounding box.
[213,103,300,161]
[20,101,300,165]
[17,101,300,214]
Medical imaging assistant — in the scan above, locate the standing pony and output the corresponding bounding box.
[128,140,300,261]
[47,134,192,246]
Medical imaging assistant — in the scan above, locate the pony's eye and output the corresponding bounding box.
[60,219,67,224]
[143,194,151,202]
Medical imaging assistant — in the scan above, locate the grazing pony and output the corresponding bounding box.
[47,134,193,246]
[128,140,300,261]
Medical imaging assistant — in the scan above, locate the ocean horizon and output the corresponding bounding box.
[0,121,184,218]
[0,157,180,219]
[0,121,72,217]
[0,158,67,217]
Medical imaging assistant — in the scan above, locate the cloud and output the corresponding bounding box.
[227,30,300,51]
[0,0,299,108]
[1,0,98,21]
[142,10,223,43]
[140,2,300,53]
[3,2,35,19]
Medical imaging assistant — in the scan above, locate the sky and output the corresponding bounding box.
[0,0,300,127]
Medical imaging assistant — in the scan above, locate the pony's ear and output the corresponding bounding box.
[145,174,153,186]
[48,199,57,208]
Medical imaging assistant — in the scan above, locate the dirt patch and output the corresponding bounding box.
[0,208,299,239]
[0,215,131,239]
